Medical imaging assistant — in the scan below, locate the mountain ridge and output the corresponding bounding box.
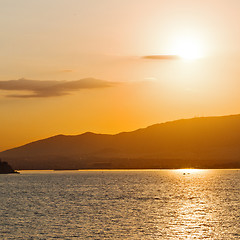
[1,114,240,169]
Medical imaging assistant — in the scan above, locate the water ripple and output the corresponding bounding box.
[0,169,239,239]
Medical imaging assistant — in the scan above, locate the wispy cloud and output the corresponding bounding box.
[142,55,180,60]
[0,78,117,98]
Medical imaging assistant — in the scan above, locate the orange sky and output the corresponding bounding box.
[1,0,240,151]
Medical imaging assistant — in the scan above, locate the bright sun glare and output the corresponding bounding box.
[173,35,205,60]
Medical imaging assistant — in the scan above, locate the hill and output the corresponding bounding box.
[1,114,240,169]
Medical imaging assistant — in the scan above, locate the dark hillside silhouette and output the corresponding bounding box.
[1,114,240,169]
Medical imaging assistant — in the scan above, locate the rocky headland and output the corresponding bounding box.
[0,158,19,174]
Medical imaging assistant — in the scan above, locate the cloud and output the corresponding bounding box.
[0,78,117,98]
[142,55,180,60]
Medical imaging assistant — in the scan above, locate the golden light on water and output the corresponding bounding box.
[175,169,205,174]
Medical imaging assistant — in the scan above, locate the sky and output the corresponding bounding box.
[1,0,240,150]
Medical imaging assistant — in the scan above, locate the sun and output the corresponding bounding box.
[173,35,205,60]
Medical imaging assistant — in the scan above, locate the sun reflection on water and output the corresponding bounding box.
[156,168,222,239]
[1,170,239,239]
[175,168,206,174]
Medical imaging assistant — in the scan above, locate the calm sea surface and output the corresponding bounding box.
[0,170,239,239]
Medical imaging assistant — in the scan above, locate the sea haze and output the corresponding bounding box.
[0,170,239,239]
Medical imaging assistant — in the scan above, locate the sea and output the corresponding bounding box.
[0,169,239,239]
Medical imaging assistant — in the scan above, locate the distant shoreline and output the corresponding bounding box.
[15,168,240,171]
